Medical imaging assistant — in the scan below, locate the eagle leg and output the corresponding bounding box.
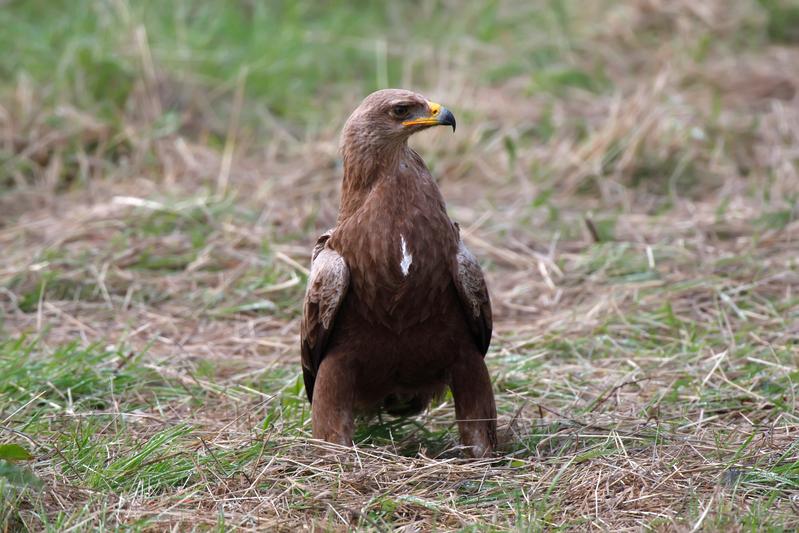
[450,351,497,458]
[311,356,355,447]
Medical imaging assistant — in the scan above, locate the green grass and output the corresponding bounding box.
[2,0,799,530]
[0,0,579,129]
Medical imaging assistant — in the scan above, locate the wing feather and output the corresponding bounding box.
[300,230,350,402]
[453,236,493,355]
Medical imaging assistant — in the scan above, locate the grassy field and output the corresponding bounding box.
[2,0,799,530]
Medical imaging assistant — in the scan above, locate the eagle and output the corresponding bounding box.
[300,89,496,457]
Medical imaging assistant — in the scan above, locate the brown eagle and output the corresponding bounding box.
[301,89,496,457]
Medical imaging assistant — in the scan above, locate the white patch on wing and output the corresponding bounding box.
[399,234,413,276]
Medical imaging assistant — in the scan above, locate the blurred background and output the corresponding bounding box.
[1,0,798,529]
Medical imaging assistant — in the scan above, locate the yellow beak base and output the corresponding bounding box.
[402,101,455,131]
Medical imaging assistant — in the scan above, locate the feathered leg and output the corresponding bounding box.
[311,355,355,447]
[450,351,497,457]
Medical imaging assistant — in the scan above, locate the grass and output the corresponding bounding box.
[2,0,799,530]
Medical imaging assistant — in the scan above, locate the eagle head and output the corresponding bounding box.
[342,89,456,150]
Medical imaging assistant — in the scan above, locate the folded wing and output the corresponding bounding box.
[300,230,350,402]
[452,235,493,356]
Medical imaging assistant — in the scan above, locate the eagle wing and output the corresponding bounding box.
[453,233,493,356]
[300,229,350,403]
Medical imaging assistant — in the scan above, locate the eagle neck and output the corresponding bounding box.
[338,140,409,223]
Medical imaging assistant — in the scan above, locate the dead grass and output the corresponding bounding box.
[1,0,799,530]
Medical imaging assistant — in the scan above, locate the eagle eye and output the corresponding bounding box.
[391,104,411,119]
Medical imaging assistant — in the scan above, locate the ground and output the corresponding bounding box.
[1,0,798,530]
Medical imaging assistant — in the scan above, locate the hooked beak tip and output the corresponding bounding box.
[438,107,456,132]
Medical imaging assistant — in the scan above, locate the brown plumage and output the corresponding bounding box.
[301,89,496,457]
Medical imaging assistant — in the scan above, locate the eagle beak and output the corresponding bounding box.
[403,101,457,132]
[437,107,457,132]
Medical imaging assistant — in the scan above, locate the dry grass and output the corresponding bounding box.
[1,0,799,530]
